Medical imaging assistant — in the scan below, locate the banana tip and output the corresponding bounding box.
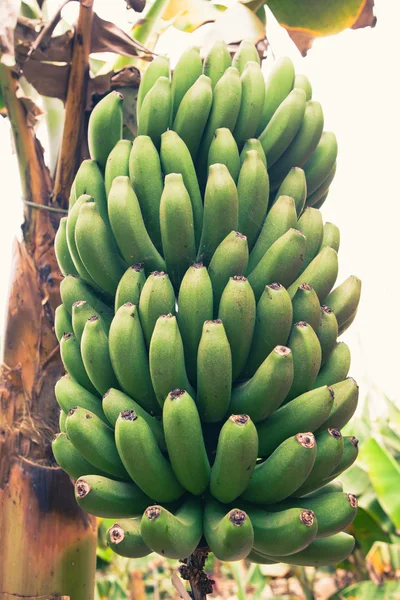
[300,509,315,527]
[145,505,161,521]
[230,414,250,426]
[109,524,125,545]
[296,432,316,448]
[229,509,247,527]
[76,479,91,499]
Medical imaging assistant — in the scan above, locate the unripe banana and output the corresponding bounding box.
[241,433,317,504]
[256,385,334,457]
[137,76,171,149]
[255,57,295,136]
[313,342,351,388]
[52,432,108,480]
[286,321,322,401]
[243,283,293,378]
[230,346,293,422]
[59,409,67,433]
[115,263,146,313]
[203,40,231,90]
[197,163,239,264]
[141,497,202,559]
[288,247,339,301]
[323,276,362,330]
[72,300,109,343]
[173,74,213,161]
[210,414,258,502]
[81,316,118,395]
[247,195,297,275]
[108,176,166,273]
[233,61,265,149]
[115,410,184,501]
[74,159,109,225]
[138,271,176,348]
[303,131,338,197]
[75,200,126,296]
[105,139,132,197]
[246,550,276,564]
[55,218,79,277]
[273,166,307,216]
[232,39,260,73]
[306,163,336,208]
[171,46,202,121]
[305,481,344,498]
[137,55,170,119]
[248,228,306,302]
[69,179,77,210]
[177,263,213,384]
[316,305,339,366]
[258,88,307,168]
[55,373,106,423]
[108,303,159,414]
[240,138,267,168]
[55,304,73,342]
[323,436,359,481]
[269,100,324,190]
[208,231,249,310]
[294,74,312,100]
[66,407,128,479]
[107,519,151,558]
[163,389,210,494]
[129,136,163,252]
[75,474,151,518]
[319,222,340,253]
[208,128,241,183]
[160,130,204,247]
[296,207,324,274]
[88,91,123,169]
[320,378,359,431]
[204,498,254,561]
[160,173,196,289]
[338,309,358,336]
[196,319,232,423]
[291,284,321,332]
[237,150,270,249]
[149,314,194,407]
[218,276,256,380]
[60,333,97,394]
[60,275,113,320]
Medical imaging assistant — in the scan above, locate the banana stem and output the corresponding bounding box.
[179,547,214,599]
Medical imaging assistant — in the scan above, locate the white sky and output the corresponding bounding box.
[0,0,399,416]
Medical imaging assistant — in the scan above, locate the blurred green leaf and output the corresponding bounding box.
[328,580,400,599]
[162,0,227,32]
[339,464,370,496]
[349,507,391,556]
[385,395,400,429]
[21,0,41,19]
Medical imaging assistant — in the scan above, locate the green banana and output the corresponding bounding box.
[319,378,359,431]
[115,263,146,312]
[246,550,276,564]
[129,135,163,252]
[138,271,176,348]
[210,414,258,502]
[208,231,249,310]
[313,342,351,388]
[88,91,123,169]
[203,40,231,90]
[60,333,97,394]
[258,88,307,168]
[163,389,210,494]
[237,150,270,250]
[243,283,293,378]
[141,497,202,559]
[306,163,336,208]
[296,207,324,274]
[55,217,79,277]
[230,346,294,422]
[69,178,77,209]
[303,131,338,197]
[108,303,159,415]
[273,166,307,216]
[159,173,196,289]
[240,138,267,168]
[137,76,171,149]
[316,305,339,366]
[218,276,256,380]
[105,139,132,197]
[208,128,241,184]
[59,409,67,433]
[55,304,73,342]
[255,57,295,136]
[288,247,339,301]
[108,176,166,273]
[294,74,312,100]
[247,195,297,275]
[196,319,232,423]
[72,300,109,343]
[323,276,362,329]
[233,61,265,149]
[81,316,118,395]
[74,159,109,225]
[149,314,194,407]
[173,74,213,161]
[204,498,254,561]
[323,436,359,481]
[256,385,334,457]
[338,309,358,336]
[291,284,321,331]
[66,406,127,479]
[115,411,184,501]
[197,163,239,264]
[55,373,106,423]
[320,222,340,253]
[107,519,151,558]
[171,46,202,121]
[137,55,170,119]
[75,474,150,518]
[177,263,213,384]
[241,433,317,504]
[248,228,306,302]
[60,275,113,320]
[286,321,322,401]
[232,39,260,73]
[52,432,108,480]
[160,130,204,248]
[305,481,344,498]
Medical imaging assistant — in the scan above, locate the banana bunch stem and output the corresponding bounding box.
[179,547,213,599]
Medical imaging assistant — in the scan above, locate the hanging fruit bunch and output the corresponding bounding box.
[53,40,362,567]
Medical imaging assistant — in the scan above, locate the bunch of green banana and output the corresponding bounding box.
[52,40,361,569]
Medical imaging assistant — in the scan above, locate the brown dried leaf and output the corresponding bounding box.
[90,12,150,57]
[201,3,266,48]
[351,0,377,29]
[23,60,69,101]
[0,0,21,65]
[86,66,140,109]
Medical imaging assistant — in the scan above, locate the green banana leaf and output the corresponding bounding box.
[348,506,391,556]
[339,464,370,496]
[328,580,400,600]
